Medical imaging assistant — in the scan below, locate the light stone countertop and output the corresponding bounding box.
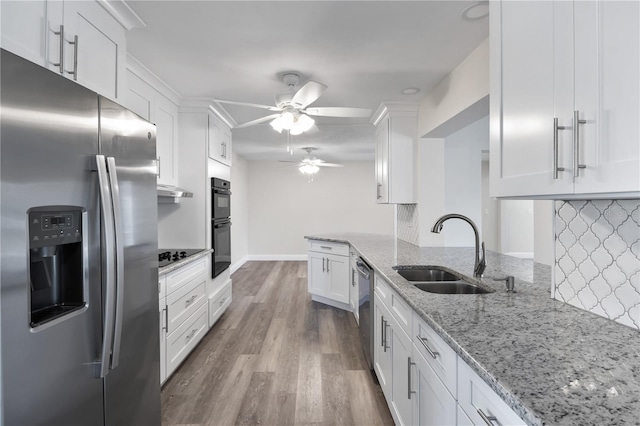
[305,233,640,426]
[158,249,212,275]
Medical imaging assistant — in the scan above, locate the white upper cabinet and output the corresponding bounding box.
[208,112,232,167]
[372,103,417,204]
[490,0,639,199]
[1,0,142,103]
[125,67,180,186]
[0,1,61,69]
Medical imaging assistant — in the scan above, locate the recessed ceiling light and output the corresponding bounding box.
[461,1,489,21]
[401,87,420,95]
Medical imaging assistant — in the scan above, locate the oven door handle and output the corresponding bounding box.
[214,221,232,229]
[213,188,232,195]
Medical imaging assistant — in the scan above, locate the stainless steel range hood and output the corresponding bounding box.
[157,184,193,199]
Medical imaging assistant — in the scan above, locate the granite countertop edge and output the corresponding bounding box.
[158,249,212,275]
[304,234,640,426]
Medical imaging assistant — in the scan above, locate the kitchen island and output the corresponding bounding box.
[306,233,640,426]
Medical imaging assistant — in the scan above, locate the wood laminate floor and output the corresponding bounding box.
[161,261,394,426]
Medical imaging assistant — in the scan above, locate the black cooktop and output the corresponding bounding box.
[158,249,205,267]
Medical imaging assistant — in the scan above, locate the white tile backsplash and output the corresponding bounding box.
[397,204,419,246]
[554,200,640,330]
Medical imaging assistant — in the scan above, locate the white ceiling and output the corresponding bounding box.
[126,1,489,162]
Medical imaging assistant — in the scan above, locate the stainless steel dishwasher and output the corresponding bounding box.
[356,257,374,370]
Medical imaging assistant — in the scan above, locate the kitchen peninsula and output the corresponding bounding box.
[306,233,640,426]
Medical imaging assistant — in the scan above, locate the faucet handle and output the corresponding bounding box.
[493,275,515,292]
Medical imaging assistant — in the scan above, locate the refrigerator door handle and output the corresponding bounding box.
[96,155,117,378]
[106,157,124,370]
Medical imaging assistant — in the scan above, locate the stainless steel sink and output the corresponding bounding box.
[393,265,493,294]
[413,282,491,294]
[393,266,459,282]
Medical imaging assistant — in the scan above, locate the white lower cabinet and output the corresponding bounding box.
[159,258,210,384]
[412,350,457,426]
[373,274,525,426]
[389,313,412,426]
[307,240,350,309]
[209,280,232,327]
[166,303,208,378]
[374,293,392,397]
[458,360,525,426]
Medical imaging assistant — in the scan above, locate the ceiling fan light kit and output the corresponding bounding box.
[218,72,371,135]
[299,163,320,175]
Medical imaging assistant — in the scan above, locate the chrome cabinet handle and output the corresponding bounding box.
[553,117,568,179]
[352,268,356,287]
[186,328,197,341]
[477,408,499,426]
[320,245,332,250]
[377,183,382,199]
[162,307,168,332]
[383,318,390,352]
[66,35,78,80]
[417,335,439,359]
[156,157,161,177]
[408,357,416,399]
[52,25,64,73]
[380,316,385,347]
[326,258,330,273]
[219,297,226,306]
[322,257,325,272]
[185,294,198,306]
[573,110,587,177]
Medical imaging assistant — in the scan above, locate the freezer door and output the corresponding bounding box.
[0,50,104,425]
[98,96,161,425]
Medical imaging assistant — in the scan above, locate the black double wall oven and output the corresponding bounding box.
[211,178,231,278]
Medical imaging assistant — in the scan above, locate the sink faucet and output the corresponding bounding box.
[431,214,486,277]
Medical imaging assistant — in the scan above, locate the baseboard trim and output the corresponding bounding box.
[230,254,308,274]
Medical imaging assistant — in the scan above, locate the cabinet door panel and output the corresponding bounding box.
[156,96,179,185]
[374,294,392,397]
[574,0,640,194]
[491,1,573,197]
[389,315,412,426]
[327,253,349,304]
[308,253,326,297]
[375,117,389,203]
[63,1,125,101]
[412,350,457,426]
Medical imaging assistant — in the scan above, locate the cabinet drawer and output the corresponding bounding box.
[375,274,411,337]
[166,258,206,295]
[166,303,208,377]
[308,240,349,257]
[209,281,232,327]
[458,359,525,426]
[167,277,206,333]
[412,311,457,396]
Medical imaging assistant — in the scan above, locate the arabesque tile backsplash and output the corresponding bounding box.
[554,200,640,330]
[397,204,419,246]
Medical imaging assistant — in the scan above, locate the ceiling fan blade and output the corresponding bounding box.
[234,114,281,129]
[305,107,372,118]
[291,81,327,108]
[317,162,344,167]
[214,99,281,111]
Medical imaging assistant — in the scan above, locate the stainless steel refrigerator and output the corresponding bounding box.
[0,49,161,425]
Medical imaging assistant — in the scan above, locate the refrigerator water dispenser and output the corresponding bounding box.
[28,207,86,328]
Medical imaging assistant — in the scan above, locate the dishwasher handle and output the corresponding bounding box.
[355,259,371,280]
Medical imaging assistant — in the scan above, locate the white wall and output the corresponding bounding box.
[533,200,554,265]
[247,161,394,256]
[442,116,490,246]
[418,38,489,138]
[231,151,249,269]
[417,138,446,247]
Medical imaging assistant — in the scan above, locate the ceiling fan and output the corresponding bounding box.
[214,73,371,135]
[281,147,344,175]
